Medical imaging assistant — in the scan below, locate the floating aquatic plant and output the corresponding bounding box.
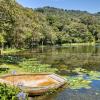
[67,68,100,89]
[18,58,58,73]
[67,76,91,89]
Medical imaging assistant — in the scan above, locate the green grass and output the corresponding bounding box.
[62,42,95,47]
[0,64,27,76]
[3,48,24,54]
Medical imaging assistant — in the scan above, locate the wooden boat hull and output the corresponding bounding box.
[0,73,67,95]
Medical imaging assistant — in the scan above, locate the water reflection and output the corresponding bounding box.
[30,88,100,100]
[14,45,100,73]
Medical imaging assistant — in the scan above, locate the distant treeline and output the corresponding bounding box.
[0,0,100,49]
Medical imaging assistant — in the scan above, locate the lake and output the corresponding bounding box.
[5,45,100,100]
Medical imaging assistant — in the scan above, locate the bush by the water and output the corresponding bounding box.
[0,83,20,100]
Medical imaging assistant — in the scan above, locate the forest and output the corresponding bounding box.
[0,0,100,49]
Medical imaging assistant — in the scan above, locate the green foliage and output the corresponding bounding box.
[19,58,58,73]
[0,0,100,48]
[0,56,58,73]
[0,83,20,100]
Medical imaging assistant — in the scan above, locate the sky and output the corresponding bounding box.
[16,0,100,13]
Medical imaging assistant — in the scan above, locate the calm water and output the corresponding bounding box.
[16,45,100,72]
[10,45,100,100]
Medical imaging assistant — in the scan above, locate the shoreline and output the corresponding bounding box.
[62,42,96,46]
[2,42,99,54]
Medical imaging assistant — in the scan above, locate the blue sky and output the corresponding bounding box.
[16,0,100,13]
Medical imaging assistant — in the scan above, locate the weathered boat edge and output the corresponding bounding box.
[0,73,67,96]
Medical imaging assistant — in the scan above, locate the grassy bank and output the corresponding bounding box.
[2,43,96,53]
[0,56,58,76]
[62,42,95,47]
[2,48,25,54]
[1,42,97,55]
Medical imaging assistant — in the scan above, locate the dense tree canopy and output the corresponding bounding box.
[0,0,100,48]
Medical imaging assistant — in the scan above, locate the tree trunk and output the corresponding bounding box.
[2,43,4,55]
[0,43,4,55]
[42,40,43,46]
[0,49,2,55]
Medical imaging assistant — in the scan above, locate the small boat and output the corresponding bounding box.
[0,73,67,95]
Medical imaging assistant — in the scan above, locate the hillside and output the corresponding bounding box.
[0,0,100,48]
